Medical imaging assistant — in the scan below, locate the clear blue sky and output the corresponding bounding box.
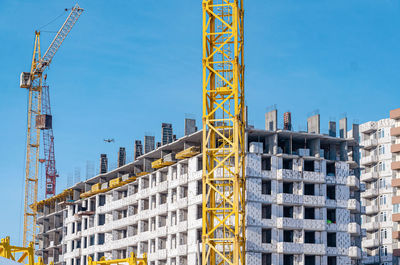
[0,0,399,245]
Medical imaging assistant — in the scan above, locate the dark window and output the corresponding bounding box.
[197,157,202,171]
[99,195,106,206]
[262,180,271,195]
[327,256,336,265]
[262,157,271,171]
[304,160,315,172]
[327,209,336,223]
[283,159,293,170]
[327,185,336,200]
[283,206,293,218]
[327,163,335,176]
[90,235,95,246]
[305,231,315,243]
[262,229,271,243]
[284,254,294,265]
[84,218,88,230]
[262,253,272,265]
[327,233,336,247]
[283,230,293,242]
[197,205,202,219]
[72,223,75,234]
[283,182,293,194]
[98,214,105,226]
[197,229,202,243]
[197,180,202,195]
[262,205,271,219]
[304,184,314,195]
[98,233,105,245]
[304,207,315,219]
[269,121,274,131]
[305,255,315,265]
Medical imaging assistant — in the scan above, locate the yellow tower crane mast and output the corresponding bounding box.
[20,4,83,247]
[202,0,245,264]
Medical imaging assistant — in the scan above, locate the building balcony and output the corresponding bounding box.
[392,144,400,154]
[348,222,361,235]
[277,169,302,181]
[303,219,325,231]
[361,222,379,232]
[363,238,379,249]
[393,231,400,239]
[347,199,360,213]
[348,246,361,259]
[361,188,379,199]
[303,195,325,207]
[393,213,400,222]
[360,122,377,134]
[363,256,380,264]
[392,161,400,170]
[393,196,400,205]
[303,171,325,183]
[391,108,400,120]
[391,127,400,137]
[360,156,379,166]
[276,242,324,255]
[346,175,359,189]
[276,194,302,205]
[276,218,302,230]
[392,178,400,187]
[365,205,379,215]
[360,172,378,182]
[360,139,378,150]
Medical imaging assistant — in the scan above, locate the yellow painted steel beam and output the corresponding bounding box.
[175,146,201,159]
[0,237,35,265]
[202,0,245,265]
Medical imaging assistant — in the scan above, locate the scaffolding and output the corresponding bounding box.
[87,253,147,265]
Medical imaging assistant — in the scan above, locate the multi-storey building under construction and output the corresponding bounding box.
[35,111,362,265]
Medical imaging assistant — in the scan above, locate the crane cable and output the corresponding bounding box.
[37,8,69,31]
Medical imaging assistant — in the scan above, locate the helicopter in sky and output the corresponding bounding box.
[103,139,115,143]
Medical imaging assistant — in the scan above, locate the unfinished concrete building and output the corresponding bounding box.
[35,113,362,265]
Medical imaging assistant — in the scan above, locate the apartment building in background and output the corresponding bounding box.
[358,118,395,264]
[391,108,400,261]
[35,112,362,265]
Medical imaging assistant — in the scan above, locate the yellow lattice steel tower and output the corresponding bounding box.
[202,0,245,264]
[21,5,83,247]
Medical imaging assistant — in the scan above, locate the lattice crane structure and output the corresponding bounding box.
[20,4,83,247]
[201,0,245,264]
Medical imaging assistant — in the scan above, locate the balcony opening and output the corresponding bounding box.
[262,229,271,243]
[283,182,293,194]
[262,204,272,219]
[283,230,293,242]
[304,160,315,172]
[197,229,202,243]
[262,157,271,171]
[305,255,315,265]
[304,207,315,219]
[283,158,293,170]
[283,254,294,265]
[283,206,293,218]
[327,256,336,265]
[327,162,335,176]
[327,232,336,247]
[262,253,271,265]
[304,184,314,195]
[326,185,336,200]
[327,209,336,224]
[305,231,315,244]
[97,233,105,245]
[262,180,271,195]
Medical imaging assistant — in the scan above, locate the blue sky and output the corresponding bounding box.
[0,0,399,244]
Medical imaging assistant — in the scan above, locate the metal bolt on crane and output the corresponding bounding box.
[20,4,83,247]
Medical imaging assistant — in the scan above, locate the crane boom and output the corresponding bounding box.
[21,4,83,247]
[37,4,83,73]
